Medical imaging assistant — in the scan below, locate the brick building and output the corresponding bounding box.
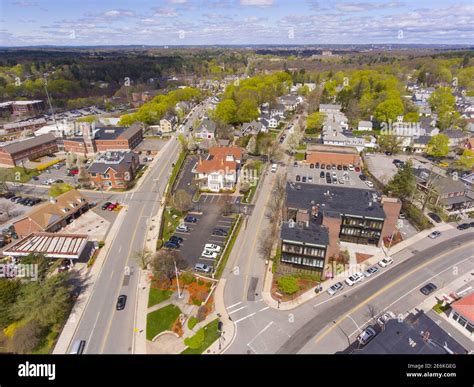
[13,190,89,237]
[0,133,58,167]
[281,183,401,273]
[305,144,361,167]
[0,100,45,117]
[88,151,140,190]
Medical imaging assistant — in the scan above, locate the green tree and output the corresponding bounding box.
[454,149,474,171]
[306,112,325,134]
[404,111,419,123]
[374,99,404,123]
[386,160,417,201]
[214,99,237,124]
[0,279,21,328]
[377,134,402,154]
[236,99,258,123]
[427,134,449,158]
[277,276,299,295]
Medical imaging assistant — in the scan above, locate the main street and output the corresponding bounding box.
[66,100,209,354]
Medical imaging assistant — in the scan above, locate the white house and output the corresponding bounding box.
[193,146,242,192]
[319,104,341,114]
[357,120,373,131]
[414,87,435,103]
[194,118,217,140]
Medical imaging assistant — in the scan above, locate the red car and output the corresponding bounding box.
[107,203,117,211]
[69,169,79,175]
[355,167,361,172]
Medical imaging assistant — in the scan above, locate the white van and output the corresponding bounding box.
[271,163,278,173]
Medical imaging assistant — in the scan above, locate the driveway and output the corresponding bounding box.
[174,155,198,196]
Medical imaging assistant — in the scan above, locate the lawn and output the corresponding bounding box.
[0,166,39,183]
[146,304,182,341]
[148,288,173,308]
[166,150,187,198]
[295,152,305,161]
[181,319,221,354]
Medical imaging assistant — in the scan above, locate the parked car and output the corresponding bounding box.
[428,231,441,239]
[348,164,354,171]
[309,163,314,169]
[457,223,470,230]
[427,212,442,223]
[202,250,218,259]
[345,272,364,286]
[337,164,342,170]
[420,283,437,295]
[163,241,180,249]
[194,263,212,273]
[212,228,228,236]
[320,171,325,178]
[378,257,394,268]
[31,176,39,181]
[107,203,118,211]
[364,266,379,277]
[327,282,344,296]
[359,174,367,181]
[55,179,64,184]
[315,163,320,169]
[271,163,278,173]
[376,311,396,326]
[101,202,112,210]
[308,176,313,183]
[302,176,307,183]
[184,216,198,223]
[204,243,221,253]
[355,167,360,172]
[321,164,326,169]
[365,181,374,188]
[296,175,301,182]
[176,224,189,233]
[357,326,377,346]
[169,235,184,244]
[338,178,344,185]
[116,295,127,310]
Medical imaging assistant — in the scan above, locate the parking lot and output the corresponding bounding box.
[364,154,435,185]
[288,163,372,190]
[0,194,44,226]
[168,196,238,272]
[28,162,77,186]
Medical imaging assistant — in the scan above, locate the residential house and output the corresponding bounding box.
[193,146,242,192]
[160,113,177,133]
[357,120,373,131]
[88,151,140,190]
[319,104,341,114]
[444,130,469,149]
[412,136,432,153]
[414,168,474,215]
[195,118,217,140]
[241,120,265,137]
[413,87,435,103]
[279,95,303,111]
[13,190,89,237]
[270,104,285,118]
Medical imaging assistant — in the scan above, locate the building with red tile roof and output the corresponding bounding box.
[449,293,474,339]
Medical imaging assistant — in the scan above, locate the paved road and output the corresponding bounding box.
[223,224,474,354]
[67,100,211,354]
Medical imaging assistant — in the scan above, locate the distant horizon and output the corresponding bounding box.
[1,0,473,47]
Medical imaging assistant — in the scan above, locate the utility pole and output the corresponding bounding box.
[43,73,59,133]
[174,260,182,298]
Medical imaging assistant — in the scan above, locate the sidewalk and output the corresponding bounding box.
[206,279,236,354]
[53,205,128,354]
[261,223,454,311]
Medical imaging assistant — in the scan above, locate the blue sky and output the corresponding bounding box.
[0,0,473,46]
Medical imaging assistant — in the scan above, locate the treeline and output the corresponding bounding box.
[213,71,292,124]
[119,87,202,125]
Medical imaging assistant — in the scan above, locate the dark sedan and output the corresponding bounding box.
[116,295,127,310]
[420,283,437,296]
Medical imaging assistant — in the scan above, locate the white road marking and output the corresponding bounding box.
[118,245,122,253]
[227,301,243,309]
[234,312,256,324]
[228,306,247,314]
[258,306,270,312]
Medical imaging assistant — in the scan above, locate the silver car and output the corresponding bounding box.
[327,282,344,296]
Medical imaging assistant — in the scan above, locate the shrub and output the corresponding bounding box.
[181,272,195,285]
[184,328,205,349]
[98,241,105,248]
[187,316,198,330]
[277,275,299,295]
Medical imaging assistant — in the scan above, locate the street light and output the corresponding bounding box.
[174,260,183,299]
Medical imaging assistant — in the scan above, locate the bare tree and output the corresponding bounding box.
[220,194,234,216]
[173,189,192,212]
[258,229,275,260]
[0,202,16,219]
[133,248,152,270]
[365,304,380,325]
[151,250,188,286]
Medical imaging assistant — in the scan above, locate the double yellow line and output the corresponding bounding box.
[314,241,474,345]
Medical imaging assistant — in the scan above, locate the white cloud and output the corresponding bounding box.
[336,1,403,12]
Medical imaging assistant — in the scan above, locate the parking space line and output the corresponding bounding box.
[199,257,216,262]
[227,301,243,309]
[228,306,247,314]
[234,312,256,324]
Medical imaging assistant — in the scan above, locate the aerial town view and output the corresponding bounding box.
[0,0,473,385]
